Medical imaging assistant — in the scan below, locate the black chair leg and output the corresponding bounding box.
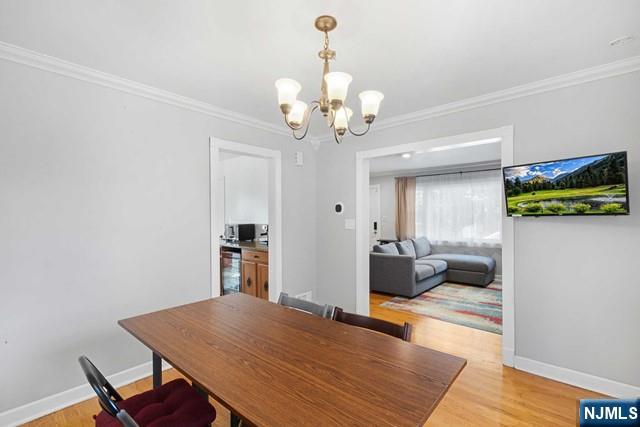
[230,412,243,427]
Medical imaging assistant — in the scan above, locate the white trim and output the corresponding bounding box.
[318,55,640,143]
[514,356,640,398]
[500,126,515,366]
[0,41,289,137]
[355,126,515,365]
[502,347,515,368]
[355,155,370,315]
[209,138,283,301]
[0,361,172,427]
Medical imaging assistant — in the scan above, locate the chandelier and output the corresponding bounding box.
[275,15,384,144]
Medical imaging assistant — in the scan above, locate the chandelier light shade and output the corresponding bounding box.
[275,78,302,114]
[333,107,353,135]
[359,90,385,122]
[324,72,352,106]
[288,101,308,127]
[275,15,383,143]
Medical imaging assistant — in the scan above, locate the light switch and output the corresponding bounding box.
[344,218,355,230]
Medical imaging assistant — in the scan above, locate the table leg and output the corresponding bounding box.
[152,352,162,389]
[230,412,242,427]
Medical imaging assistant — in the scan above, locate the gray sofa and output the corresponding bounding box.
[370,237,496,298]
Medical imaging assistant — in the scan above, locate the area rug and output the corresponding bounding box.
[380,280,502,334]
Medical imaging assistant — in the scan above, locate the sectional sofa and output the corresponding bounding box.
[370,237,496,298]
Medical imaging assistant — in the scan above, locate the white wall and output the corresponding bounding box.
[0,58,317,413]
[316,71,640,388]
[223,155,268,224]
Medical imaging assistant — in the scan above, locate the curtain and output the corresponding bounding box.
[395,177,416,240]
[415,170,502,246]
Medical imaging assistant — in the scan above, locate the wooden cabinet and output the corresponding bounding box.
[241,249,269,300]
[241,259,257,297]
[257,262,269,300]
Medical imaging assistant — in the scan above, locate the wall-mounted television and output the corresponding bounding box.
[503,151,629,217]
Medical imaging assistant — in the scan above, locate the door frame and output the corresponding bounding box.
[355,126,515,366]
[209,137,283,301]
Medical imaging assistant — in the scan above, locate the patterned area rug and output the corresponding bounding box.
[380,280,502,334]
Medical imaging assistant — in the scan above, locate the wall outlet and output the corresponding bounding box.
[295,291,313,301]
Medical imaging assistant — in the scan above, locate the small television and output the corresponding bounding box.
[503,151,629,217]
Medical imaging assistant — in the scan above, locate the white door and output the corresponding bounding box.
[369,185,381,248]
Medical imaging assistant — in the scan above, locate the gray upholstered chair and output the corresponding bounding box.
[277,292,333,318]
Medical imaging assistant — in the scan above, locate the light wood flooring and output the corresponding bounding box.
[23,293,603,426]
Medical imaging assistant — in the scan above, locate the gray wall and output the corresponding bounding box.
[0,59,317,411]
[316,71,640,387]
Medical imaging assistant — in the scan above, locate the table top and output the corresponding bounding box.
[119,293,466,427]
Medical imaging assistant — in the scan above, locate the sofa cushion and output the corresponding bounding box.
[411,237,431,258]
[395,240,416,258]
[423,253,496,273]
[415,259,447,275]
[372,243,399,255]
[414,264,436,281]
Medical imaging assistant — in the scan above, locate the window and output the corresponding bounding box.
[415,170,502,246]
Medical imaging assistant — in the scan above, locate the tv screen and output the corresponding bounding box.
[503,151,629,216]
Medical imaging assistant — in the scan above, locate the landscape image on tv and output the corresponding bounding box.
[503,152,629,216]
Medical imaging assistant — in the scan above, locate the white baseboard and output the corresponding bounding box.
[502,346,515,367]
[0,361,173,427]
[514,356,640,398]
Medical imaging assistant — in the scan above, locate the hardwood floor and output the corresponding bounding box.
[23,293,603,426]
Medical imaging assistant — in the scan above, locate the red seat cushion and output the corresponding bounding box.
[95,379,216,427]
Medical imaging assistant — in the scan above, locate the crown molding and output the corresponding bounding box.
[2,41,638,145]
[318,55,640,143]
[0,41,290,137]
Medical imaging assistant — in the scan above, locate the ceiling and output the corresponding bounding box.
[369,140,501,175]
[1,1,638,136]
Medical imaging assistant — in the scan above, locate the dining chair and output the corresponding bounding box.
[277,292,334,318]
[332,307,413,341]
[78,356,216,427]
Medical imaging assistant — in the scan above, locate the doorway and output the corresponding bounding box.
[355,126,515,366]
[209,137,282,301]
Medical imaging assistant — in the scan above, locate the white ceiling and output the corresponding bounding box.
[369,140,501,175]
[1,1,638,135]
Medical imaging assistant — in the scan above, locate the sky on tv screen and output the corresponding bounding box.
[504,155,607,182]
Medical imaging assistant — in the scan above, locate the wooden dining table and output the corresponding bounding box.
[119,293,466,427]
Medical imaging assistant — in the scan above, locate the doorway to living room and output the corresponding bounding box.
[355,126,515,365]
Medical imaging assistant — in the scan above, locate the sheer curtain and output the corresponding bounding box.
[415,170,502,246]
